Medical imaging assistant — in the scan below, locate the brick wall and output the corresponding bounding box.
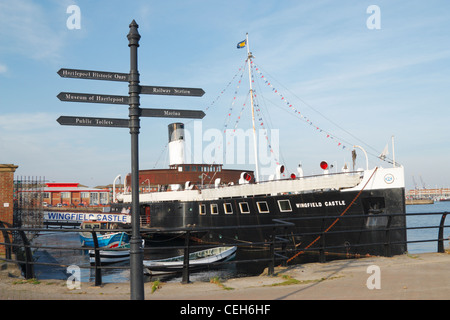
[0,164,18,256]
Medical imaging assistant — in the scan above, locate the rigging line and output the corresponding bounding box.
[215,91,251,166]
[252,92,283,169]
[255,64,399,165]
[263,95,354,149]
[285,166,379,264]
[254,64,390,160]
[198,61,246,166]
[253,71,353,152]
[152,143,168,169]
[253,62,350,150]
[252,64,276,131]
[204,59,248,115]
[251,65,290,172]
[251,85,292,175]
[222,64,247,133]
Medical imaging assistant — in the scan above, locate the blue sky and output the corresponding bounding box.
[1,0,450,190]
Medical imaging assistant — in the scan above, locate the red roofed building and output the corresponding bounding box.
[43,183,110,208]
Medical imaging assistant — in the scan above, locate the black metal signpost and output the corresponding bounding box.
[57,20,205,300]
[127,20,143,301]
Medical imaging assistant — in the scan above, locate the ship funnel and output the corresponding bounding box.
[168,123,185,166]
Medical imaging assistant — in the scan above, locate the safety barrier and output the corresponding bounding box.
[0,211,448,286]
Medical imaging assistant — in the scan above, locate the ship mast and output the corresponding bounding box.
[245,33,260,183]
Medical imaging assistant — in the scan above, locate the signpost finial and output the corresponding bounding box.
[127,20,140,47]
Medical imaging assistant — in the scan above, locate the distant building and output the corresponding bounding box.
[43,183,110,207]
[406,188,450,200]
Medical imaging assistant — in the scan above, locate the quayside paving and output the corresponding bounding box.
[1,252,449,300]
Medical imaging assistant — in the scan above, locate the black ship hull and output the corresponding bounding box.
[137,185,406,260]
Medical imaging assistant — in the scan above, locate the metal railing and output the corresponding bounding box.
[0,220,293,285]
[0,211,448,286]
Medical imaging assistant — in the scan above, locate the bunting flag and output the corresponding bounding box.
[222,66,246,133]
[237,40,246,49]
[252,90,281,167]
[252,62,350,151]
[204,61,246,114]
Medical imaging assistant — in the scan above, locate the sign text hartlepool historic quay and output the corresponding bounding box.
[57,68,129,82]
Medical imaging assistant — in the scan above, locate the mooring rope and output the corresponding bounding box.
[285,167,379,264]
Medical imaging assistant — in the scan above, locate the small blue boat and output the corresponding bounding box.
[79,221,130,248]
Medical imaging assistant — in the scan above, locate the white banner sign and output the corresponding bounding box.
[44,211,131,224]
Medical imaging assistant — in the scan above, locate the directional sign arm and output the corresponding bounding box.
[57,92,129,105]
[140,85,205,97]
[140,108,205,119]
[57,68,129,82]
[57,116,129,128]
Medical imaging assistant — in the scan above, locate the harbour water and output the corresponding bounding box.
[29,202,450,283]
[405,201,450,254]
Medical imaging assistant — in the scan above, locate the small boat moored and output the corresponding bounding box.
[89,239,145,265]
[143,246,237,275]
[88,242,131,265]
[79,220,130,248]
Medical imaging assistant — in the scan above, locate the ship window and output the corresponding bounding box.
[257,201,269,213]
[239,202,250,214]
[211,204,218,215]
[278,200,292,212]
[224,203,233,214]
[199,204,206,215]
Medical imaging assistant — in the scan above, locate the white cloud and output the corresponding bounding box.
[0,0,65,61]
[0,64,6,74]
[0,112,55,131]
